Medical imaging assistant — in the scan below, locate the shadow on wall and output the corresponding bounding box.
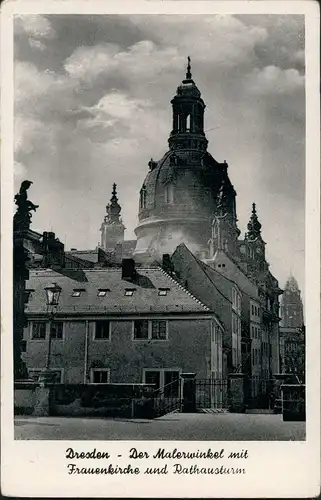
[154,229,204,260]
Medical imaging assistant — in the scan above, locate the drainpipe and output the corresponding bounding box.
[83,320,89,384]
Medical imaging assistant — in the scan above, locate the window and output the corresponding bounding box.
[158,288,169,296]
[144,370,161,390]
[251,305,254,315]
[143,369,180,396]
[140,186,147,209]
[211,324,216,343]
[21,340,26,353]
[125,288,136,296]
[164,184,174,204]
[94,320,111,340]
[72,289,85,297]
[97,289,110,297]
[133,320,149,339]
[186,114,191,131]
[90,369,110,384]
[151,320,167,340]
[133,320,168,340]
[32,321,46,340]
[25,289,34,303]
[50,321,64,340]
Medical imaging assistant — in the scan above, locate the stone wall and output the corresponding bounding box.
[22,317,212,384]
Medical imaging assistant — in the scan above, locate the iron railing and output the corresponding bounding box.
[151,378,182,418]
[195,379,228,409]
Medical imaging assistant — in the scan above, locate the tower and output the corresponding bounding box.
[134,58,237,260]
[169,56,208,152]
[281,275,304,327]
[209,177,240,258]
[100,184,125,251]
[243,203,268,275]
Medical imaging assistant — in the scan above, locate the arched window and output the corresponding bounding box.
[186,114,191,131]
[165,184,174,204]
[140,186,147,209]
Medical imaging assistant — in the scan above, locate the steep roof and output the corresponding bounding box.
[65,249,104,263]
[25,267,211,316]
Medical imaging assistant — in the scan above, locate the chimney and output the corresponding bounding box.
[122,258,136,281]
[162,254,173,274]
[41,231,65,268]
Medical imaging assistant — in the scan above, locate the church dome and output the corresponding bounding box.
[134,59,237,259]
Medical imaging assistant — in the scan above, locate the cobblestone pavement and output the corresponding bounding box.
[14,412,306,441]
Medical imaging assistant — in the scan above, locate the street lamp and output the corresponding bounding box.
[44,283,61,373]
[35,283,62,414]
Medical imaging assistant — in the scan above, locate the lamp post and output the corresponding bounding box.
[44,283,61,372]
[34,283,61,415]
[37,283,61,386]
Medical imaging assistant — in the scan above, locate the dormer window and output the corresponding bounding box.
[124,288,136,297]
[158,288,170,296]
[72,288,85,297]
[97,289,110,297]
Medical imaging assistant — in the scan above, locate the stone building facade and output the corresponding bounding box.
[22,260,225,388]
[280,275,305,381]
[171,242,278,407]
[280,275,304,328]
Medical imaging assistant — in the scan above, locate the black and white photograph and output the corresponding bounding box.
[1,1,320,497]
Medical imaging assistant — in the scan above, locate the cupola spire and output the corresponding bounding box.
[100,183,125,251]
[186,56,192,80]
[106,183,121,223]
[168,58,208,151]
[247,202,262,239]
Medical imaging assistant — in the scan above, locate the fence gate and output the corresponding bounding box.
[196,379,228,410]
[244,378,276,410]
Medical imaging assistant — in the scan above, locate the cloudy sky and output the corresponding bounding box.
[14,14,305,293]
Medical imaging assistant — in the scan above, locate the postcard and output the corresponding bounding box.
[1,0,320,497]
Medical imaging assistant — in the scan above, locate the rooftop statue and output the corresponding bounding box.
[13,180,39,232]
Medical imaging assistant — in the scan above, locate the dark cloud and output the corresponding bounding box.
[14,15,152,72]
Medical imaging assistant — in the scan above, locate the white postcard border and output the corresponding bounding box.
[1,1,320,498]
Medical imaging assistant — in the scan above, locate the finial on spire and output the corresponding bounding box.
[247,202,262,239]
[111,183,118,202]
[106,183,121,222]
[186,56,192,80]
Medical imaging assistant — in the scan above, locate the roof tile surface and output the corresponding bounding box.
[25,267,210,315]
